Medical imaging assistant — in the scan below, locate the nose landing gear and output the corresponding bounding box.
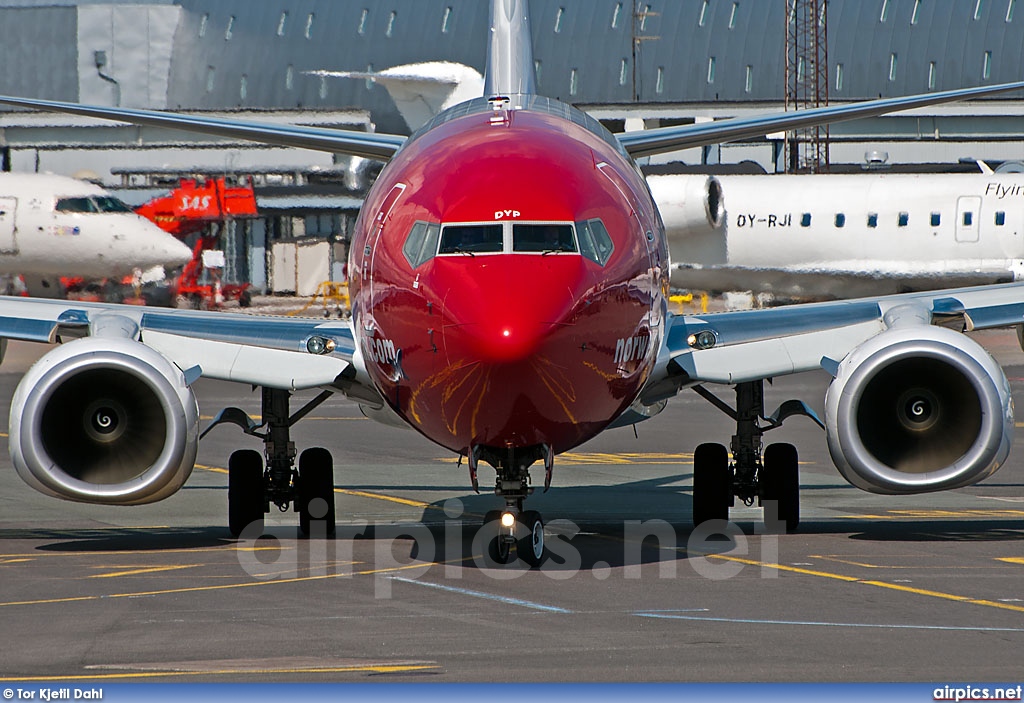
[472,445,548,567]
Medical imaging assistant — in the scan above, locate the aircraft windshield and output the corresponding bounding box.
[512,224,577,253]
[438,224,503,254]
[55,196,134,214]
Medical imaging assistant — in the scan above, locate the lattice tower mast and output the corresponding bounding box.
[784,0,830,173]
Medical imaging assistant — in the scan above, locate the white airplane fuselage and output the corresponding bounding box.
[0,173,192,283]
[651,172,1024,298]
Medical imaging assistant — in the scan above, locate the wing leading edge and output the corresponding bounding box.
[644,282,1024,403]
[0,96,407,161]
[0,298,382,400]
[618,81,1024,159]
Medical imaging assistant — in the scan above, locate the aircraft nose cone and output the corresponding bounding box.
[466,317,549,364]
[162,236,193,268]
[438,257,584,365]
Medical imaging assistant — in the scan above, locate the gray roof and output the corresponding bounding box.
[1,0,1022,134]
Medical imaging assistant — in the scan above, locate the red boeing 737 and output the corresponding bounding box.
[1,0,1024,566]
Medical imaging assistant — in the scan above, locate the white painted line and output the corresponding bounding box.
[389,576,573,613]
[634,612,1024,632]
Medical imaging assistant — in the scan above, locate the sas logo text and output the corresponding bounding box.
[614,334,650,364]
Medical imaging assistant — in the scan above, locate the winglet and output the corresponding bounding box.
[484,0,537,98]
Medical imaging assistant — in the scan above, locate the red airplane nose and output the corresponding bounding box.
[437,256,582,364]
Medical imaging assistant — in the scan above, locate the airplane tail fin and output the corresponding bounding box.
[484,0,536,98]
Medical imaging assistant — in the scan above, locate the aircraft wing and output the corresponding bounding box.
[618,81,1024,159]
[0,299,382,405]
[0,96,407,161]
[641,282,1024,404]
[670,261,1017,299]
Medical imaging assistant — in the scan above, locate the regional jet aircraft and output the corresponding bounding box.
[652,170,1024,298]
[0,173,192,297]
[0,0,1023,566]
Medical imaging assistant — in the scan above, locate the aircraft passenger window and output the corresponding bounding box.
[963,212,974,227]
[438,224,503,254]
[800,213,811,227]
[930,212,941,227]
[55,197,95,213]
[512,224,577,253]
[402,221,441,268]
[92,196,133,213]
[996,211,1006,226]
[867,213,878,228]
[834,213,845,227]
[898,212,909,227]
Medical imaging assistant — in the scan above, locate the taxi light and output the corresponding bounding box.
[500,512,516,528]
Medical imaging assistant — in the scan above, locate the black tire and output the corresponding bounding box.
[298,447,336,537]
[483,510,512,564]
[692,442,731,528]
[238,289,252,308]
[228,449,265,538]
[517,510,545,567]
[761,442,800,533]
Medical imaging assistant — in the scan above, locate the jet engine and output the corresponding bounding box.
[651,175,725,234]
[10,337,199,505]
[824,325,1013,494]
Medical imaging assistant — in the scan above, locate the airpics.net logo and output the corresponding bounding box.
[934,685,1024,701]
[232,497,785,596]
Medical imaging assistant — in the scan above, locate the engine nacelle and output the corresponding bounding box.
[824,325,1013,494]
[651,174,725,235]
[10,337,200,505]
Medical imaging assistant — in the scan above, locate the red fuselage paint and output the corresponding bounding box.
[349,101,668,456]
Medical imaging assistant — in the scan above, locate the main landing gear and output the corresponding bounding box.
[205,387,337,538]
[691,379,817,533]
[469,445,551,567]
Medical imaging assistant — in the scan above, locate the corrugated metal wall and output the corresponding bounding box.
[0,6,79,101]
[2,0,1023,132]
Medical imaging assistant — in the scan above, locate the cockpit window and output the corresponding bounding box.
[92,196,133,213]
[55,197,95,213]
[55,196,133,214]
[512,224,577,253]
[402,221,441,268]
[438,224,503,254]
[575,218,614,265]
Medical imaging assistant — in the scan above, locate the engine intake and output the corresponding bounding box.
[10,337,199,505]
[824,325,1012,494]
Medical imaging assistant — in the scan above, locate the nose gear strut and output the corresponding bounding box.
[466,444,549,567]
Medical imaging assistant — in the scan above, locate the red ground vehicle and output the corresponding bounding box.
[135,177,258,308]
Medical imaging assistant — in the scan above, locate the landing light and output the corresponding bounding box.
[500,511,516,528]
[502,329,510,337]
[687,330,718,351]
[306,336,336,355]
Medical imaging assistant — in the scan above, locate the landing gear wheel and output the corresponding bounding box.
[761,442,800,533]
[483,510,512,564]
[228,449,265,538]
[517,510,545,567]
[692,442,731,528]
[298,447,336,537]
